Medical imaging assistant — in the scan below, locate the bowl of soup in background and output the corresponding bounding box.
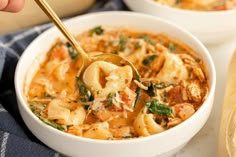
[15,11,216,157]
[123,0,236,45]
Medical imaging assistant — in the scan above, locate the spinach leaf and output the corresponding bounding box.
[138,34,155,45]
[168,43,177,52]
[105,93,116,108]
[76,77,93,102]
[43,92,55,99]
[40,118,65,131]
[65,42,78,59]
[119,35,128,51]
[195,58,201,63]
[122,135,134,139]
[142,55,157,66]
[134,86,141,108]
[155,82,166,89]
[134,41,141,49]
[175,0,182,4]
[29,101,47,117]
[145,99,173,116]
[145,82,157,97]
[90,26,104,36]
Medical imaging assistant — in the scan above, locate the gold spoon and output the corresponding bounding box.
[34,0,141,104]
[34,0,140,80]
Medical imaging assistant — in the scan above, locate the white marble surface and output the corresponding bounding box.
[176,38,236,157]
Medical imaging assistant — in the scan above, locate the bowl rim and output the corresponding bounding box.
[140,0,236,15]
[15,11,216,145]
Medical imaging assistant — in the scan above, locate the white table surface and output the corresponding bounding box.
[175,38,236,157]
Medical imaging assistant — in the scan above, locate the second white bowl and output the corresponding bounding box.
[124,0,236,45]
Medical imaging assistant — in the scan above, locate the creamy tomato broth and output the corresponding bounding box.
[27,26,208,140]
[153,0,236,11]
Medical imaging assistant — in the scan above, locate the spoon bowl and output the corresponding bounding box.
[34,0,140,80]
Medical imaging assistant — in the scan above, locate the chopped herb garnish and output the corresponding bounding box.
[155,82,166,89]
[168,43,177,52]
[105,93,116,108]
[134,41,141,49]
[145,82,157,97]
[81,101,92,110]
[162,91,168,103]
[145,99,173,116]
[40,118,65,131]
[142,55,157,66]
[195,58,201,63]
[76,77,93,102]
[30,104,36,113]
[155,118,162,124]
[108,41,113,46]
[111,50,118,54]
[29,101,47,117]
[175,0,182,4]
[134,86,141,108]
[29,102,64,131]
[122,135,134,138]
[43,92,55,99]
[139,35,155,45]
[65,42,78,59]
[90,26,104,36]
[188,67,193,77]
[119,35,128,51]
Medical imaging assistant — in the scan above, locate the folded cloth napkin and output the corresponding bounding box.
[0,0,127,156]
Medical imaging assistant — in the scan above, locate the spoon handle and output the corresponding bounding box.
[34,0,88,59]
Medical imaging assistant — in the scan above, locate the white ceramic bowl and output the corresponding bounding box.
[15,11,216,157]
[124,0,236,45]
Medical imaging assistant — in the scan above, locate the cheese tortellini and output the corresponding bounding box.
[83,61,133,98]
[134,107,164,136]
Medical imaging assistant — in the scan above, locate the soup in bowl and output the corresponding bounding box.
[124,0,236,45]
[15,11,216,157]
[152,0,236,11]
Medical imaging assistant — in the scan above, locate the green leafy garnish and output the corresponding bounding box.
[90,26,104,36]
[29,101,47,117]
[142,55,157,66]
[155,82,166,89]
[162,91,167,103]
[29,101,65,131]
[119,35,128,51]
[134,41,141,49]
[145,99,173,116]
[145,82,157,97]
[76,77,93,102]
[40,118,65,131]
[168,43,177,52]
[105,93,116,108]
[195,58,201,63]
[30,104,36,113]
[110,50,118,54]
[175,0,182,4]
[65,42,78,59]
[122,135,134,139]
[43,92,55,99]
[134,86,141,108]
[138,35,155,45]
